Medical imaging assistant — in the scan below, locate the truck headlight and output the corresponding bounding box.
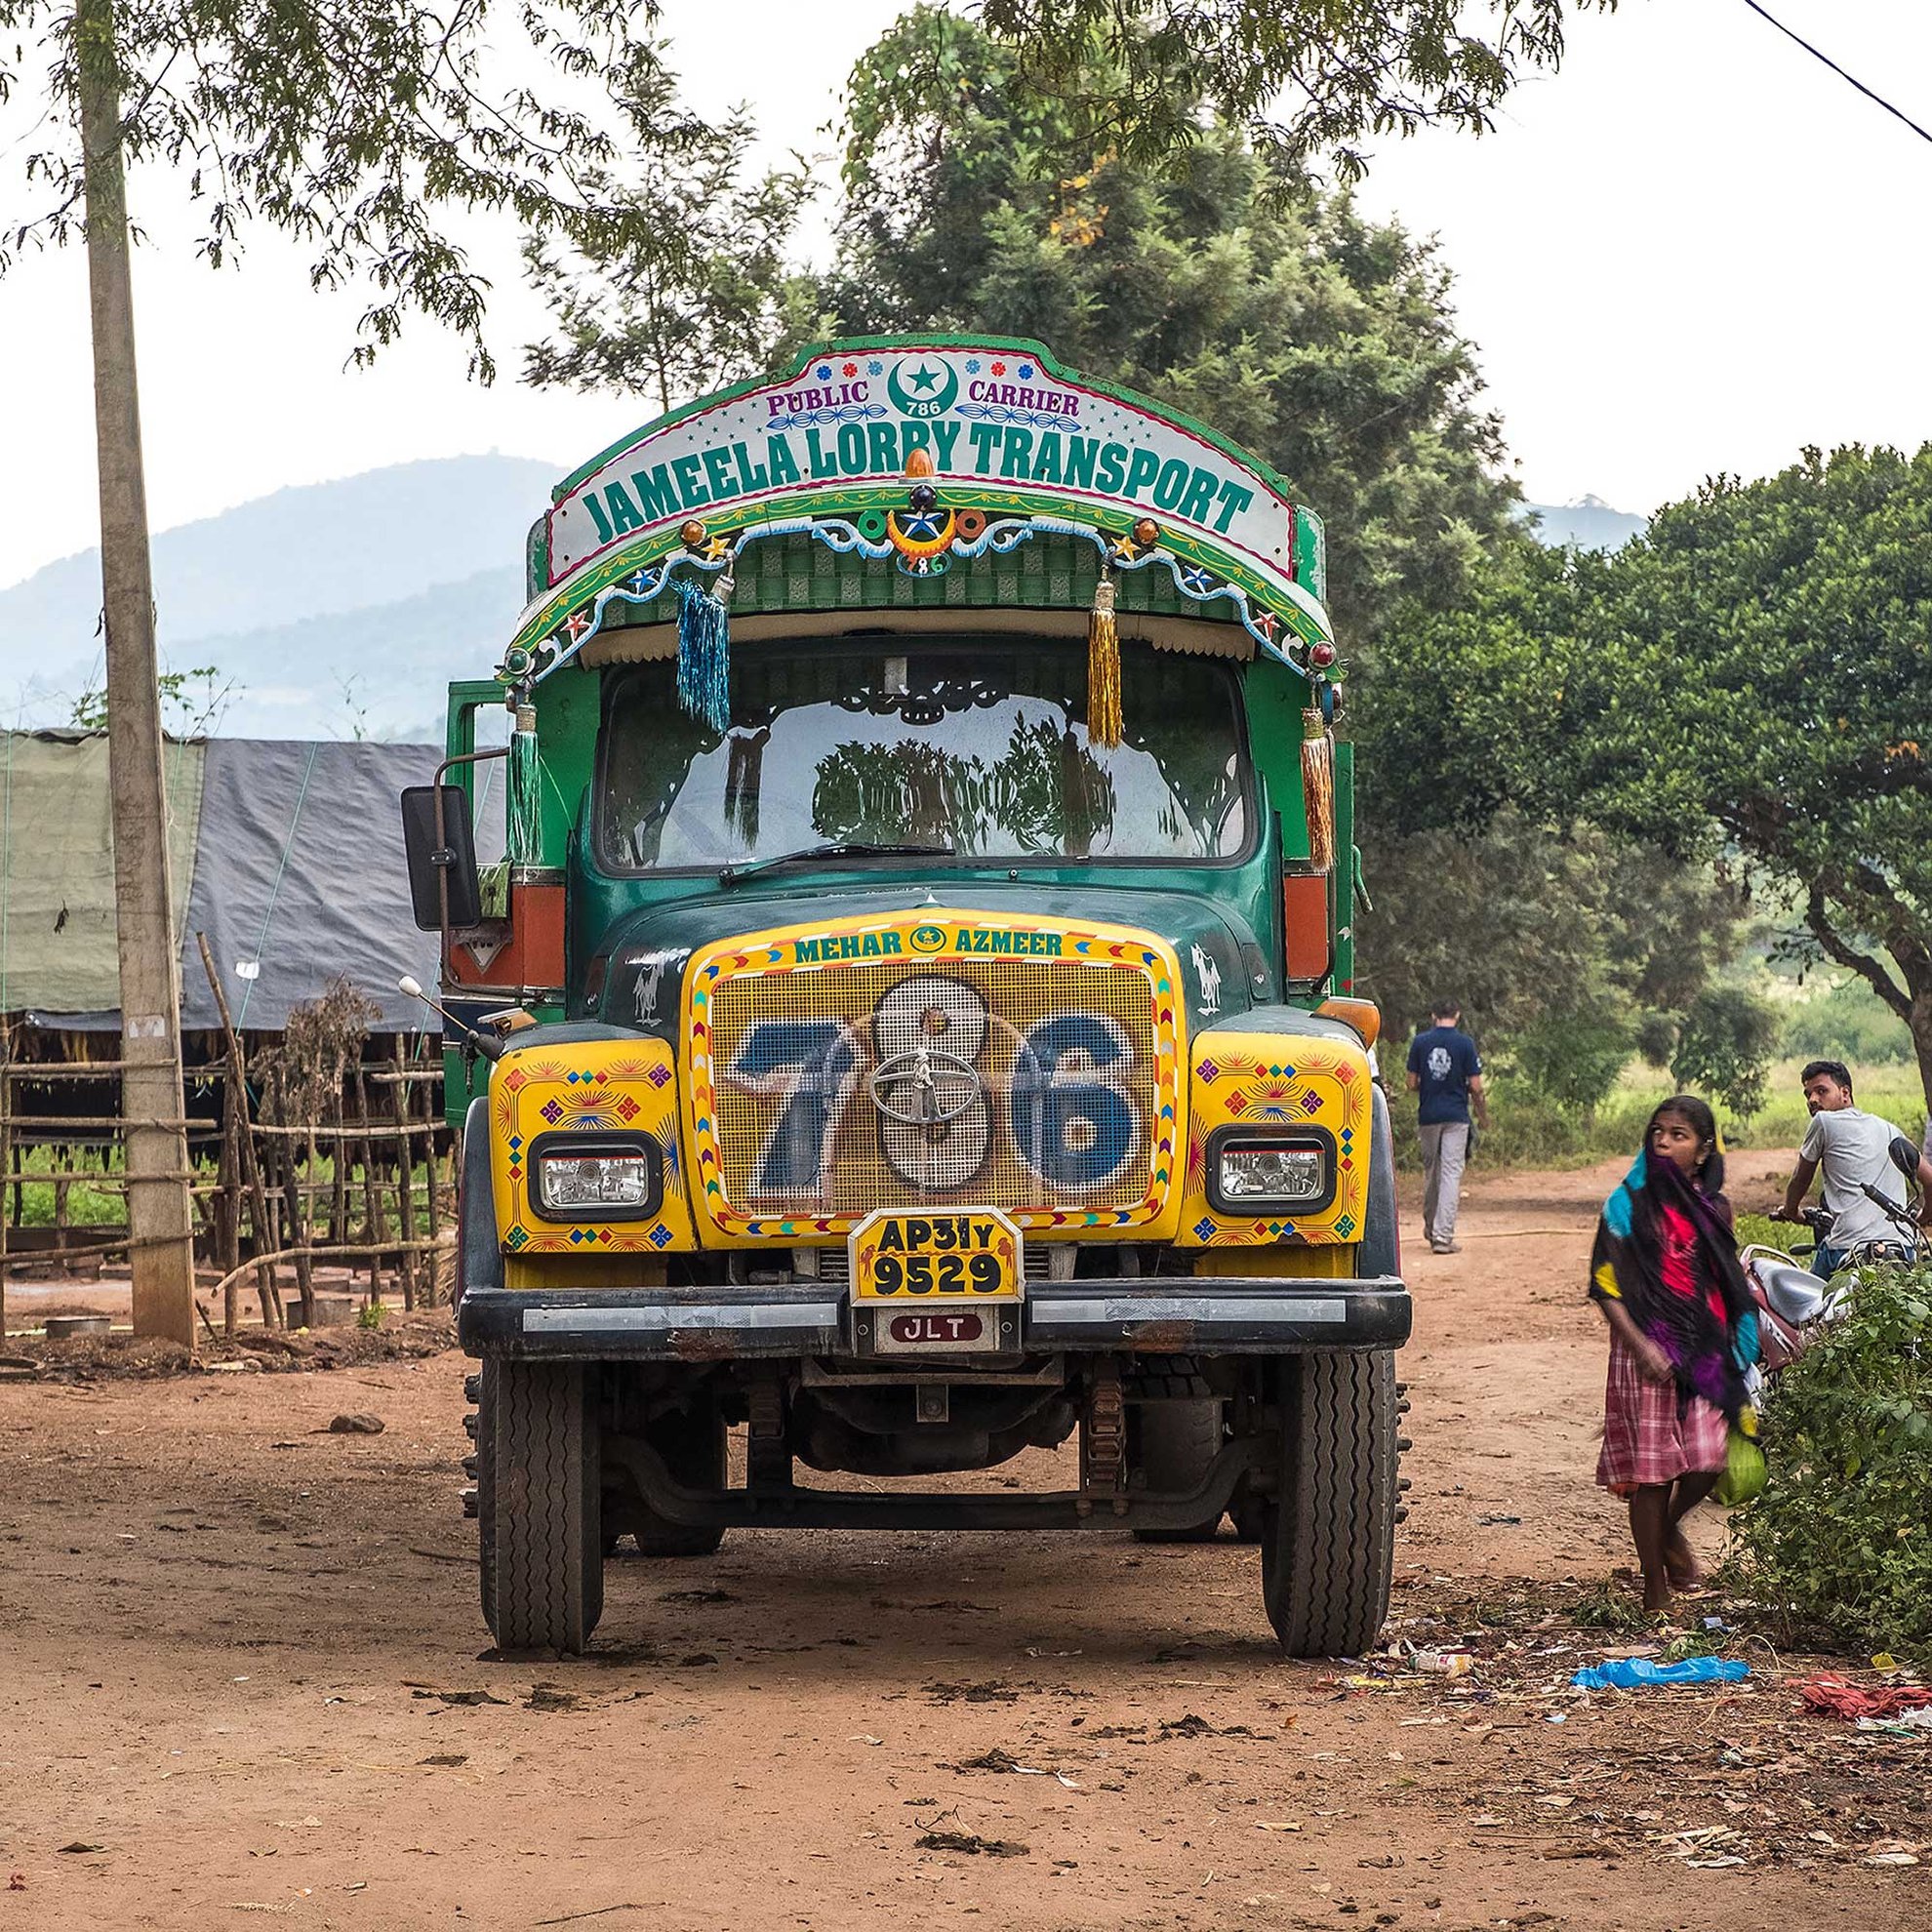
[527,1134,661,1221]
[1205,1128,1336,1215]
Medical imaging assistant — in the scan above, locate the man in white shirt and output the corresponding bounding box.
[1775,1060,1932,1272]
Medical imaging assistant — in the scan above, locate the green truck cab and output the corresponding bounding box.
[404,339,1409,1658]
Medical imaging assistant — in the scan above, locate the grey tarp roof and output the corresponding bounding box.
[4,731,441,1034]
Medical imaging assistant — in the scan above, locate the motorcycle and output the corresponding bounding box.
[1742,1134,1924,1389]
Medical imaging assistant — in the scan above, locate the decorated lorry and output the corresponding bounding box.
[403,338,1410,1658]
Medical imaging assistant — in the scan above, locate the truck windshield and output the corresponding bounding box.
[595,639,1252,872]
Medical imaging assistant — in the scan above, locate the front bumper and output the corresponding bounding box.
[457,1276,1411,1361]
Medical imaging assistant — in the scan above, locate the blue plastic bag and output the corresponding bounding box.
[1570,1657,1750,1690]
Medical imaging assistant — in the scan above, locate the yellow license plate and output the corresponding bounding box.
[848,1208,1024,1302]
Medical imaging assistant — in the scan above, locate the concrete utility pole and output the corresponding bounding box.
[78,0,198,1348]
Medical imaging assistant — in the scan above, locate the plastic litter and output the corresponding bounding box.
[1413,1649,1475,1678]
[1569,1657,1750,1690]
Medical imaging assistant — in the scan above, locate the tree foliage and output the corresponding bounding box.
[1371,446,1932,1111]
[522,113,822,412]
[0,0,724,376]
[826,5,1521,654]
[1355,808,1750,1112]
[1735,1260,1932,1658]
[1668,985,1781,1119]
[975,0,1615,183]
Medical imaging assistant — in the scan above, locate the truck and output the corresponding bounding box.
[402,337,1411,1659]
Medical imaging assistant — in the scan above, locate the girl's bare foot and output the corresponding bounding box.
[1642,1572,1673,1616]
[1665,1530,1702,1591]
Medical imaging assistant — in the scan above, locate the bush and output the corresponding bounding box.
[1733,1261,1932,1658]
[1670,986,1779,1117]
[1510,1009,1633,1116]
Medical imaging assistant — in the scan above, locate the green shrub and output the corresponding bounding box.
[1778,972,1915,1066]
[1670,986,1779,1117]
[1733,1261,1932,1658]
[1510,1009,1634,1116]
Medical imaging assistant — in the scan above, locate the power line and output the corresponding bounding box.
[1743,0,1932,146]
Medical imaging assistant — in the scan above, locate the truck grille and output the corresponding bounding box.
[691,922,1181,1235]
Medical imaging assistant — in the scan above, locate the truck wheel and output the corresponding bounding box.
[1261,1350,1398,1657]
[626,1402,728,1558]
[1130,1399,1227,1544]
[478,1359,603,1653]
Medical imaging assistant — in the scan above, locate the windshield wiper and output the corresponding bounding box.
[717,840,955,889]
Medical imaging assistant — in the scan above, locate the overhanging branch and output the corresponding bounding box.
[1805,879,1912,1022]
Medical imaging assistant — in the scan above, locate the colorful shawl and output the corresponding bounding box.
[1590,1147,1758,1423]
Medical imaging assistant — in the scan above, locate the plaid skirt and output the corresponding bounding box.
[1596,1332,1728,1493]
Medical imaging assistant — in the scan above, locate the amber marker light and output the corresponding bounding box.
[1314,996,1381,1050]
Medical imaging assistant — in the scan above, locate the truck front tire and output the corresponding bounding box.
[479,1359,603,1653]
[1261,1350,1399,1657]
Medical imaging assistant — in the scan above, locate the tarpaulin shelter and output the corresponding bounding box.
[0,730,440,1040]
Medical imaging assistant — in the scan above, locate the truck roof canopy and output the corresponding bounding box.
[507,338,1333,688]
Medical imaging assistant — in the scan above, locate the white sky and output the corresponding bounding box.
[2,0,1928,589]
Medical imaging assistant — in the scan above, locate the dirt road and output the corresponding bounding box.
[3,1151,1926,1929]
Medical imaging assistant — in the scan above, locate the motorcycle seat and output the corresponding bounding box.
[1758,1261,1831,1325]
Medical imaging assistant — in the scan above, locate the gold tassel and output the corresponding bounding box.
[1088,578,1122,748]
[1302,707,1335,873]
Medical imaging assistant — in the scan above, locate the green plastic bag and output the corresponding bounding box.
[1713,1426,1766,1507]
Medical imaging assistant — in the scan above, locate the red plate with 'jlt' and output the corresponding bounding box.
[877,1307,997,1352]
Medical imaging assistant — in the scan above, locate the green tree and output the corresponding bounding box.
[1374,446,1932,1116]
[1356,808,1751,1113]
[2,0,723,375]
[521,118,823,413]
[1668,985,1780,1119]
[71,661,237,735]
[977,0,1614,183]
[825,6,1521,654]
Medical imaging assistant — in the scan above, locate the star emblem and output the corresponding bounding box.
[907,362,942,395]
[1109,534,1141,563]
[704,535,732,560]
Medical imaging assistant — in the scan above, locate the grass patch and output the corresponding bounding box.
[1391,1057,1927,1176]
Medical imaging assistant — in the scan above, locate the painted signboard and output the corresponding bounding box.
[505,338,1334,680]
[544,340,1297,589]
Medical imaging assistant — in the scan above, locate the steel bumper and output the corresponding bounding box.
[458,1276,1411,1361]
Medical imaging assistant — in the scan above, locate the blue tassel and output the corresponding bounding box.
[673,574,731,733]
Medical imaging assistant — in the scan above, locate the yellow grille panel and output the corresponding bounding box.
[491,1034,698,1256]
[1177,1027,1373,1246]
[686,913,1183,1241]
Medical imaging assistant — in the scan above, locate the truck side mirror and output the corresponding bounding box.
[1889,1134,1920,1180]
[400,784,483,931]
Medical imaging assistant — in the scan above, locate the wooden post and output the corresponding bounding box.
[390,1035,419,1309]
[266,1066,314,1327]
[79,0,197,1348]
[420,1043,444,1308]
[219,1060,243,1336]
[354,1062,383,1298]
[195,932,280,1328]
[0,1059,11,1341]
[329,1086,350,1250]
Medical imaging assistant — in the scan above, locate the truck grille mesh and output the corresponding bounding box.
[701,948,1167,1227]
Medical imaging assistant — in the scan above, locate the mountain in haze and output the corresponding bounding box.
[1520,495,1646,551]
[3,455,1648,739]
[3,454,556,738]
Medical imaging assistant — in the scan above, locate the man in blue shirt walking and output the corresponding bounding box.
[1406,999,1488,1256]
